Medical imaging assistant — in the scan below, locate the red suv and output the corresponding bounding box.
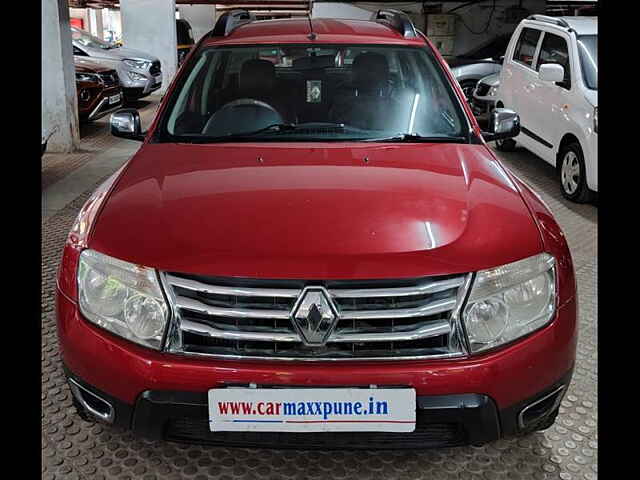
[57,10,577,449]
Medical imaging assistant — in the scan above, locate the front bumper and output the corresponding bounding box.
[118,68,162,99]
[85,87,124,121]
[64,365,572,448]
[57,285,577,447]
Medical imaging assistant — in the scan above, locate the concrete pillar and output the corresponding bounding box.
[121,0,177,93]
[88,8,104,40]
[42,0,80,153]
[178,4,216,42]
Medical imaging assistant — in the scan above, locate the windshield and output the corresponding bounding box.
[161,44,468,143]
[71,27,117,50]
[577,35,597,90]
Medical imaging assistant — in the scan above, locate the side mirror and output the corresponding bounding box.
[482,108,520,142]
[110,108,145,141]
[539,63,564,83]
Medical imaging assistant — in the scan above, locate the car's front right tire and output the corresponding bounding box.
[495,138,516,151]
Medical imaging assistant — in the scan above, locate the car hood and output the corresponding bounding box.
[74,56,111,73]
[478,73,500,87]
[89,143,543,279]
[77,44,159,63]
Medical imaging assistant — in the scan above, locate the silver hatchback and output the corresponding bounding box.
[71,27,162,102]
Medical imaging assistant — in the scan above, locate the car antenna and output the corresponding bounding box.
[307,15,317,40]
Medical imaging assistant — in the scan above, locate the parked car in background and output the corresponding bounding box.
[177,19,195,65]
[471,73,500,121]
[495,15,597,202]
[58,11,576,450]
[71,27,162,103]
[75,57,123,122]
[448,34,510,101]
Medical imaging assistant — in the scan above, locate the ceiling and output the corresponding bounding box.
[69,0,311,9]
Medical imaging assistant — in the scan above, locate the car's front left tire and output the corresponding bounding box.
[559,142,594,203]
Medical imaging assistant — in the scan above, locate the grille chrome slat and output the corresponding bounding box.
[330,277,464,299]
[181,319,300,342]
[176,297,290,320]
[338,298,457,320]
[167,274,301,298]
[331,320,451,342]
[164,272,469,360]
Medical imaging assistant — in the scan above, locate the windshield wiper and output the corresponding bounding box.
[364,133,468,143]
[188,122,349,143]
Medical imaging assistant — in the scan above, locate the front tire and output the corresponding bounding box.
[495,138,516,151]
[559,142,594,203]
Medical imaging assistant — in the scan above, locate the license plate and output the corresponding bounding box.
[154,74,162,85]
[108,93,121,105]
[209,387,416,432]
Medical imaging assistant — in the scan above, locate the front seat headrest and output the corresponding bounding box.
[239,59,276,92]
[352,52,390,94]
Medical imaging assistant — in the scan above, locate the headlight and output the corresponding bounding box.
[593,106,598,134]
[123,59,151,70]
[488,85,499,96]
[127,71,147,81]
[463,253,556,353]
[76,72,100,83]
[77,249,169,349]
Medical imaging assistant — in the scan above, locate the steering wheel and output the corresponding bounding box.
[202,98,284,136]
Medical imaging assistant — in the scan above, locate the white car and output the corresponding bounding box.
[495,15,597,203]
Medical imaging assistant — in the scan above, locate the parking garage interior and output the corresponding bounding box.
[42,1,597,479]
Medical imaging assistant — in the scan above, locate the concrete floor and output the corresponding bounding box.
[42,95,597,480]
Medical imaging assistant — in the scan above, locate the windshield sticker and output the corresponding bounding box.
[307,80,321,103]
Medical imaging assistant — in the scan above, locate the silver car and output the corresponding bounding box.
[71,27,162,103]
[448,34,510,101]
[471,73,500,120]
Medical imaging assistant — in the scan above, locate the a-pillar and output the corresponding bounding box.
[42,0,80,153]
[120,0,177,93]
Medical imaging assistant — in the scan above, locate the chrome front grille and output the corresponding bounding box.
[98,70,119,87]
[162,273,471,360]
[475,82,491,97]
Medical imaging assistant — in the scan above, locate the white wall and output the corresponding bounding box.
[43,0,79,152]
[102,9,122,43]
[121,0,178,92]
[178,4,216,42]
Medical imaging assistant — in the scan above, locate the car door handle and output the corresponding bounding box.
[524,83,535,92]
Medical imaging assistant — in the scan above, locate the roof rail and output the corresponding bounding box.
[375,9,417,38]
[211,9,255,37]
[527,14,571,29]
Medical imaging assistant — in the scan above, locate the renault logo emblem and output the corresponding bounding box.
[291,287,339,346]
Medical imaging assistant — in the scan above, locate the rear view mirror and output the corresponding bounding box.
[482,108,520,142]
[110,108,145,141]
[539,63,565,83]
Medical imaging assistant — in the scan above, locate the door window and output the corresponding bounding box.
[512,28,542,68]
[536,33,571,89]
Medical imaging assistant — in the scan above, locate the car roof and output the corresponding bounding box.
[200,17,427,47]
[525,16,597,35]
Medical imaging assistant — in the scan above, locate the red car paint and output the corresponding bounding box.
[56,18,577,423]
